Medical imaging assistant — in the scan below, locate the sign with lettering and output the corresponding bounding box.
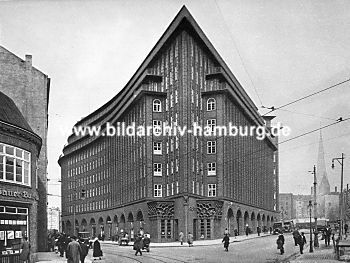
[0,189,38,201]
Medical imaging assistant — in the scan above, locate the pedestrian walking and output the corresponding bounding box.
[325,225,332,246]
[276,232,285,255]
[142,234,150,252]
[66,236,82,263]
[257,226,261,236]
[19,237,30,263]
[292,228,300,246]
[93,237,103,260]
[222,234,230,252]
[179,231,184,245]
[298,232,307,254]
[133,234,143,256]
[79,239,89,263]
[245,225,249,237]
[224,228,229,236]
[187,232,194,247]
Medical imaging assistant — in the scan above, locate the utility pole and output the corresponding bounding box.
[332,153,345,239]
[313,165,318,247]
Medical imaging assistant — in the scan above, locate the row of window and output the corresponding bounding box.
[0,143,31,186]
[153,140,216,155]
[153,162,216,176]
[152,98,216,112]
[153,183,216,197]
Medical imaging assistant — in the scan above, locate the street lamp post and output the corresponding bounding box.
[309,165,318,248]
[308,200,314,253]
[332,153,345,239]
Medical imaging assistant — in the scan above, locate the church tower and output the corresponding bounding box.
[317,131,331,196]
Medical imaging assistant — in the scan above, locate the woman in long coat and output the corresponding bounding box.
[93,238,103,259]
[19,237,30,263]
[222,234,230,251]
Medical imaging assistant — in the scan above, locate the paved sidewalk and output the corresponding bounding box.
[289,244,339,263]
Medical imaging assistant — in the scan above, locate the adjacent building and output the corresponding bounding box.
[0,47,50,253]
[59,6,279,242]
[279,193,293,220]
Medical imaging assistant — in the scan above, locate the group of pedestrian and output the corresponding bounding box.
[178,231,194,247]
[133,233,151,256]
[322,225,332,246]
[65,236,95,263]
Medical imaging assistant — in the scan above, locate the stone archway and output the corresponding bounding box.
[244,211,250,233]
[106,216,112,240]
[136,210,144,234]
[113,215,119,238]
[98,217,104,238]
[127,212,134,240]
[81,219,87,232]
[120,214,126,233]
[257,213,261,228]
[251,212,256,234]
[227,208,234,236]
[66,220,72,235]
[236,210,242,235]
[90,218,96,238]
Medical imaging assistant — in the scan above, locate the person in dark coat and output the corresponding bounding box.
[222,234,230,252]
[187,232,194,247]
[245,225,249,236]
[142,234,150,252]
[257,226,261,236]
[292,228,300,246]
[93,237,103,259]
[298,232,307,254]
[19,237,30,263]
[276,232,285,255]
[133,234,143,256]
[66,236,82,263]
[325,225,332,246]
[79,239,89,263]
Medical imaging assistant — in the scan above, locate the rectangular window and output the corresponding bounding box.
[154,184,162,197]
[208,184,216,197]
[154,163,162,176]
[207,162,216,176]
[153,142,162,155]
[176,181,179,194]
[171,183,174,195]
[207,119,216,132]
[207,141,216,154]
[167,184,169,196]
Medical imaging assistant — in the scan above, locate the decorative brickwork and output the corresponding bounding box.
[197,200,223,219]
[147,201,174,219]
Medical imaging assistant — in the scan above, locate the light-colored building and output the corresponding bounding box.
[48,207,61,231]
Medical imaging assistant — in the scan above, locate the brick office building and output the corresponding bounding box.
[0,46,50,250]
[59,6,279,242]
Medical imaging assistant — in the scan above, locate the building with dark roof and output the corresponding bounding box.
[0,46,50,253]
[59,6,279,242]
[0,91,42,261]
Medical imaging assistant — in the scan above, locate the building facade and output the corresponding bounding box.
[279,193,293,220]
[59,6,279,242]
[0,91,42,260]
[0,46,50,251]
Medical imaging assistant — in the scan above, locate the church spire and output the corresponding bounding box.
[317,130,330,195]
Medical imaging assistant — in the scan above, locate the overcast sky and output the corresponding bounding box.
[0,0,349,208]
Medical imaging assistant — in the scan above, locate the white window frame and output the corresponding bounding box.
[207,141,216,154]
[208,184,217,197]
[153,163,162,176]
[154,184,162,197]
[207,162,216,176]
[0,143,31,186]
[153,142,162,155]
[207,119,216,132]
[207,98,216,111]
[153,99,162,112]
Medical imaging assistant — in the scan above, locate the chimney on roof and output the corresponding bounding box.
[25,54,32,67]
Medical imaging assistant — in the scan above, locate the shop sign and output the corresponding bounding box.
[0,189,38,200]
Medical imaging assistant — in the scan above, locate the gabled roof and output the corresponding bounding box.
[75,5,262,128]
[65,6,267,150]
[0,91,33,132]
